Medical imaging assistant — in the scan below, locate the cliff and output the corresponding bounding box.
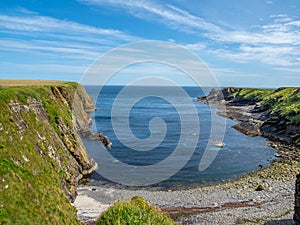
[198,87,300,224]
[198,87,300,161]
[0,81,97,224]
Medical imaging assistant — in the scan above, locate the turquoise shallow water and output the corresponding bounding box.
[83,86,276,189]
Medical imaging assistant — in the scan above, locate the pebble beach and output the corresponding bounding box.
[74,161,299,225]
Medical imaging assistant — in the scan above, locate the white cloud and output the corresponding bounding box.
[0,39,103,60]
[209,17,300,45]
[0,12,142,78]
[183,42,206,51]
[0,14,137,41]
[1,4,300,80]
[202,15,300,66]
[78,0,222,33]
[273,67,300,73]
[206,45,298,67]
[78,0,300,68]
[0,11,141,65]
[15,7,39,15]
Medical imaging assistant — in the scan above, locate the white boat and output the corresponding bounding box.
[212,140,225,148]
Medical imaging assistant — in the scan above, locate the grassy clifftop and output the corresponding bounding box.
[224,87,300,123]
[0,81,96,224]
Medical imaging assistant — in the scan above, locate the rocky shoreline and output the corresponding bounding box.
[197,87,300,162]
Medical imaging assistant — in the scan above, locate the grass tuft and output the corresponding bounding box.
[97,196,176,225]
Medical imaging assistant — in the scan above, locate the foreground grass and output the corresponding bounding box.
[97,196,176,225]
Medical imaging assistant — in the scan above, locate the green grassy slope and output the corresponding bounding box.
[0,82,94,224]
[226,87,300,124]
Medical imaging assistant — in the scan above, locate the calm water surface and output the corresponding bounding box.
[83,86,276,189]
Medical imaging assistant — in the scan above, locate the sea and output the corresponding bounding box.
[82,85,276,189]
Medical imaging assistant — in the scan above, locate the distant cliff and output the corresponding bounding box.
[198,87,300,160]
[0,81,97,224]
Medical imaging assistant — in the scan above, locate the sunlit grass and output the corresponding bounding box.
[97,196,176,225]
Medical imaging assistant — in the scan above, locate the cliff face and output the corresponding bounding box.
[0,81,96,224]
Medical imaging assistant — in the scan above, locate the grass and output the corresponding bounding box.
[226,87,300,123]
[260,87,300,123]
[97,196,176,225]
[0,83,86,224]
[231,88,273,103]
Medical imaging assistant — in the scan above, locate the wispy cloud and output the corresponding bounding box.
[205,45,299,66]
[0,10,144,65]
[0,10,142,78]
[78,0,222,33]
[0,39,102,60]
[185,15,300,67]
[0,14,137,41]
[184,42,207,51]
[78,0,300,68]
[273,67,300,73]
[209,15,300,45]
[15,7,39,15]
[1,3,300,84]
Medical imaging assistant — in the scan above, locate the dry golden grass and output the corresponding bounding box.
[0,79,67,87]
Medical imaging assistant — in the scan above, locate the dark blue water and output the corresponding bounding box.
[83,85,276,189]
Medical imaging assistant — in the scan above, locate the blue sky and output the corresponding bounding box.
[0,0,299,87]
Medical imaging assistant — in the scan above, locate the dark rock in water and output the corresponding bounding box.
[295,174,300,225]
[97,132,112,148]
[197,96,209,104]
[82,131,112,149]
